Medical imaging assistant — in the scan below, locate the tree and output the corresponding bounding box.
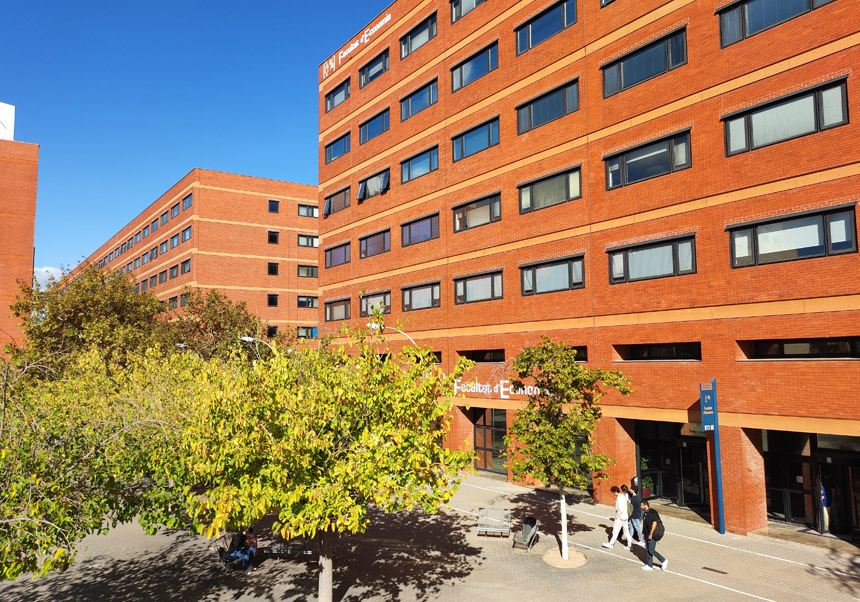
[504,337,631,560]
[177,321,475,602]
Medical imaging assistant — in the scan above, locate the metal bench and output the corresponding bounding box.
[476,508,511,537]
[512,516,540,551]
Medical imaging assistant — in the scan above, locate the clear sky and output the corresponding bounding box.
[3,0,392,279]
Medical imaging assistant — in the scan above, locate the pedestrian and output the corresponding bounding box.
[602,485,632,550]
[623,484,645,546]
[641,499,668,571]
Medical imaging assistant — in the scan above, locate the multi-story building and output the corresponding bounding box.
[81,169,320,340]
[317,0,860,539]
[0,102,38,350]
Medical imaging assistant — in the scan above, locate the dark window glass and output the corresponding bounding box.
[298,204,319,218]
[170,234,179,248]
[267,294,279,307]
[171,203,180,218]
[451,0,486,22]
[402,214,439,247]
[325,132,350,164]
[269,199,280,213]
[453,118,499,161]
[460,349,505,362]
[606,132,690,189]
[159,270,167,284]
[325,299,351,322]
[161,212,169,225]
[168,297,178,310]
[357,170,390,202]
[325,242,351,268]
[135,232,141,243]
[181,259,190,274]
[719,0,832,47]
[401,13,437,58]
[603,30,686,97]
[519,167,581,213]
[298,234,319,248]
[454,194,501,232]
[297,326,318,339]
[151,219,158,232]
[268,262,279,276]
[182,194,192,210]
[181,226,191,242]
[750,337,860,359]
[360,230,391,259]
[143,225,150,238]
[267,325,279,338]
[402,147,438,182]
[169,265,178,279]
[297,295,318,309]
[360,50,389,88]
[454,271,503,304]
[160,241,168,254]
[518,80,579,134]
[142,252,149,265]
[452,43,498,92]
[521,255,584,295]
[360,110,390,144]
[516,0,576,54]
[268,231,279,244]
[298,265,318,278]
[401,80,437,121]
[150,246,157,260]
[360,291,391,316]
[609,236,696,283]
[625,343,702,361]
[323,188,350,217]
[325,78,350,112]
[140,279,147,291]
[402,282,441,311]
[180,293,189,307]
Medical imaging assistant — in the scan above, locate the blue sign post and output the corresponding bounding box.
[700,378,725,534]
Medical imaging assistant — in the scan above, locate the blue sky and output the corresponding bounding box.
[3,0,391,278]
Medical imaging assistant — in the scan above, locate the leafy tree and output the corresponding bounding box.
[178,321,475,602]
[504,337,631,560]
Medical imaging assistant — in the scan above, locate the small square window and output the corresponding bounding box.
[268,262,279,276]
[269,199,280,213]
[267,294,279,307]
[267,325,279,338]
[268,231,279,244]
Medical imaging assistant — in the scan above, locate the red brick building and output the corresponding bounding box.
[0,103,38,351]
[317,0,860,538]
[80,169,320,340]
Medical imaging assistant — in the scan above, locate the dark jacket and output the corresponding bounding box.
[643,508,661,540]
[630,493,642,519]
[227,532,246,554]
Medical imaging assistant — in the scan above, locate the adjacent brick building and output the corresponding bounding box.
[0,102,38,351]
[80,169,320,340]
[318,0,860,539]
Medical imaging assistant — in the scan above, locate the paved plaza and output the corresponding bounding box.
[2,474,858,601]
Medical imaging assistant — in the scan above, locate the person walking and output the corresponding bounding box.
[641,499,668,571]
[624,484,645,546]
[602,485,632,550]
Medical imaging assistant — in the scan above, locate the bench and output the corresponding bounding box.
[476,508,511,537]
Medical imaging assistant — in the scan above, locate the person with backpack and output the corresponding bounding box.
[641,499,668,571]
[602,485,632,550]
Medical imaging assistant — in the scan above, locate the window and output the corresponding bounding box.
[357,169,390,202]
[142,253,149,265]
[360,50,389,88]
[602,29,687,97]
[452,43,498,92]
[401,13,436,58]
[728,205,856,268]
[325,242,351,268]
[151,219,158,233]
[454,271,503,304]
[269,199,280,213]
[402,214,439,247]
[135,232,141,244]
[108,252,113,262]
[323,188,350,217]
[160,241,168,254]
[402,147,438,182]
[140,279,148,292]
[620,343,702,361]
[143,225,150,238]
[452,0,485,22]
[325,298,351,322]
[181,259,190,274]
[297,295,318,308]
[401,80,437,121]
[267,325,279,338]
[517,79,579,134]
[298,265,318,278]
[325,132,350,164]
[325,78,350,112]
[150,246,157,260]
[606,131,690,189]
[268,262,279,276]
[180,293,189,307]
[127,237,133,248]
[267,294,279,307]
[149,275,157,288]
[521,255,584,295]
[453,118,499,161]
[720,0,836,47]
[360,230,390,259]
[126,262,132,272]
[515,0,577,54]
[297,326,318,339]
[170,234,179,248]
[298,234,319,248]
[601,0,616,5]
[460,349,505,362]
[609,235,696,283]
[161,211,169,225]
[298,204,319,218]
[453,194,501,232]
[171,203,180,218]
[519,167,581,213]
[168,264,178,279]
[360,291,391,316]
[159,270,168,284]
[181,226,191,242]
[746,337,860,359]
[182,194,192,210]
[134,283,140,294]
[168,297,178,310]
[121,243,127,253]
[723,79,848,156]
[360,110,390,144]
[134,258,140,269]
[403,282,441,311]
[268,231,279,244]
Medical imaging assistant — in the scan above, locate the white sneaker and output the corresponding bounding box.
[637,540,646,547]
[602,542,613,549]
[662,559,669,571]
[642,565,654,571]
[625,545,632,551]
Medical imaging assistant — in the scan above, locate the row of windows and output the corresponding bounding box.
[268,198,319,218]
[265,262,319,278]
[267,230,319,248]
[265,294,319,309]
[322,205,856,315]
[117,226,193,275]
[98,194,192,268]
[133,258,192,293]
[266,325,319,340]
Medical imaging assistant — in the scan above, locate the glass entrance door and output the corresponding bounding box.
[474,409,507,474]
[678,439,710,509]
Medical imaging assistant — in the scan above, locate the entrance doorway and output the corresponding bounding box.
[636,421,710,512]
[474,409,507,474]
[816,434,860,541]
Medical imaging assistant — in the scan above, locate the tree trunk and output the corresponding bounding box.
[318,531,335,602]
[559,487,569,560]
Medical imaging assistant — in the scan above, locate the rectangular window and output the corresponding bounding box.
[517,79,579,134]
[267,293,279,307]
[452,0,486,22]
[453,194,501,233]
[150,246,157,260]
[180,259,190,274]
[609,235,697,283]
[180,293,189,307]
[728,205,856,268]
[143,225,150,238]
[269,199,280,213]
[602,29,687,97]
[160,241,168,254]
[360,49,389,88]
[298,234,319,248]
[360,230,390,259]
[453,118,499,161]
[719,0,835,47]
[135,232,141,244]
[169,265,178,279]
[298,203,319,218]
[325,132,350,164]
[297,295,318,309]
[182,194,192,210]
[159,270,167,284]
[619,342,702,361]
[601,0,616,6]
[452,42,498,92]
[325,298,351,322]
[126,262,132,272]
[268,231,279,244]
[298,265,318,278]
[401,146,438,183]
[325,78,350,112]
[134,258,140,269]
[519,167,581,213]
[521,255,584,295]
[323,188,350,217]
[161,212,169,225]
[297,326,318,339]
[142,252,149,265]
[267,325,279,338]
[171,203,180,218]
[168,297,178,310]
[325,242,351,268]
[134,283,140,294]
[109,252,114,261]
[170,234,179,248]
[454,271,503,304]
[181,226,191,242]
[357,169,390,202]
[140,279,148,292]
[402,213,439,247]
[360,109,389,144]
[746,337,860,359]
[402,281,441,311]
[127,237,133,249]
[606,131,691,189]
[121,243,127,254]
[401,80,437,121]
[401,13,437,58]
[149,275,157,288]
[516,0,577,54]
[723,79,847,156]
[460,349,505,363]
[268,262,279,276]
[151,219,158,233]
[360,291,391,316]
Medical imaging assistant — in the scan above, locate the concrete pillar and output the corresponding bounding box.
[714,426,767,534]
[593,417,636,506]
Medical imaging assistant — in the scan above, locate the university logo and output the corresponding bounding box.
[322,56,336,79]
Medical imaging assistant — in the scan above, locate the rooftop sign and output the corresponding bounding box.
[322,13,392,81]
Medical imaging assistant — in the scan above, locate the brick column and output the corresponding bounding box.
[713,426,767,534]
[593,417,636,506]
[446,406,474,453]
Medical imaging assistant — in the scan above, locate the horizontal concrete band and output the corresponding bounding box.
[149,280,317,297]
[196,217,317,234]
[195,250,318,264]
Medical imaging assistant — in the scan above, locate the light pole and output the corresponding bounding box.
[366,322,417,347]
[240,335,275,353]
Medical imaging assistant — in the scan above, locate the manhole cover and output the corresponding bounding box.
[542,549,587,569]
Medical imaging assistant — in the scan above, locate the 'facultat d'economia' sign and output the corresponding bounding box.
[321,12,392,80]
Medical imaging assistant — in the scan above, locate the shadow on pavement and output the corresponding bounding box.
[505,487,595,556]
[808,547,860,599]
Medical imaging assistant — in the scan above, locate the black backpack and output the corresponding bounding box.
[653,517,665,541]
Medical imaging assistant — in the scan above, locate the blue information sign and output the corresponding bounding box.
[699,378,725,534]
